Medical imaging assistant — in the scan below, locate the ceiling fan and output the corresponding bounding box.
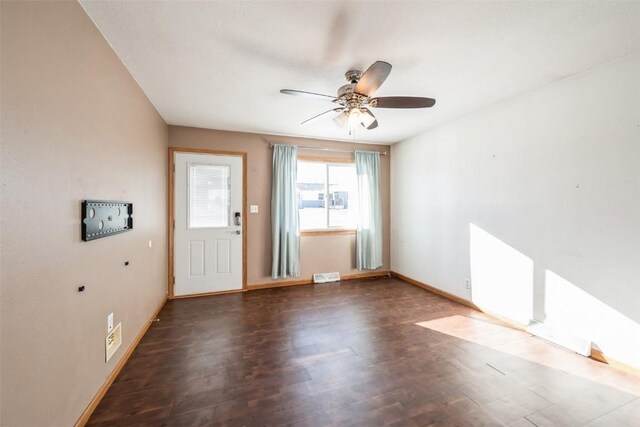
[280,61,435,135]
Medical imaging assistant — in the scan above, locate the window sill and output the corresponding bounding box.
[301,229,356,237]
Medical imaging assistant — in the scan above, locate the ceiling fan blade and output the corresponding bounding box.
[354,61,392,97]
[301,108,342,125]
[370,96,436,108]
[362,119,378,130]
[280,89,337,101]
[333,111,349,128]
[360,108,378,130]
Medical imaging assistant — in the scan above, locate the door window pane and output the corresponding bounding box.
[328,165,358,229]
[188,164,230,228]
[297,162,326,230]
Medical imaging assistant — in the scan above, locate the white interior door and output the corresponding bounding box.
[174,152,243,296]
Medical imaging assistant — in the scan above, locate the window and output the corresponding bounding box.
[297,160,358,231]
[188,164,230,228]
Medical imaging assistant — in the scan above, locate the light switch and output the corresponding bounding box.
[250,205,259,213]
[107,312,114,333]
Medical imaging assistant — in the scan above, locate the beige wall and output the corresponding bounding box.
[0,2,390,424]
[169,126,391,286]
[1,2,168,425]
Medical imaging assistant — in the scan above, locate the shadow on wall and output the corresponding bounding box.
[468,223,640,369]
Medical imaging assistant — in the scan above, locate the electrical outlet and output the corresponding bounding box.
[107,312,114,333]
[250,205,259,213]
[464,278,472,290]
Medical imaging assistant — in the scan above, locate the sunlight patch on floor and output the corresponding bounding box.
[416,314,640,396]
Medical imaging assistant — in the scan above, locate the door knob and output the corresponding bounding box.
[234,230,241,235]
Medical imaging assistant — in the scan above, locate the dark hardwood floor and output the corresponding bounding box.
[88,277,640,426]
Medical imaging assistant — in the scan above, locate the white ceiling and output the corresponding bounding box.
[80,1,640,144]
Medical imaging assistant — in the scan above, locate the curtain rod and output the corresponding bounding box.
[269,142,387,156]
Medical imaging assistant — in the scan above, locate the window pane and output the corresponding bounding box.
[328,165,358,228]
[297,162,327,230]
[188,164,230,228]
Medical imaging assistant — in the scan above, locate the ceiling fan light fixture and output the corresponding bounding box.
[347,108,363,135]
[334,110,349,128]
[348,107,362,121]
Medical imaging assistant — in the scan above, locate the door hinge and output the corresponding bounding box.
[172,276,175,285]
[173,163,175,172]
[173,219,175,229]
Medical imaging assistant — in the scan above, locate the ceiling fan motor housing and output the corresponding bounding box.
[345,69,362,84]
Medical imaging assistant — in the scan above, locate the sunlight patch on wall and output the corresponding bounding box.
[544,270,640,368]
[470,224,533,325]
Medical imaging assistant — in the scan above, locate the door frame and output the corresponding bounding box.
[168,147,248,299]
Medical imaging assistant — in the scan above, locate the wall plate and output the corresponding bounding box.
[82,200,133,241]
[107,312,114,333]
[105,322,122,362]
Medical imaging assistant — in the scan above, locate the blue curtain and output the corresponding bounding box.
[355,151,383,270]
[271,144,300,278]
